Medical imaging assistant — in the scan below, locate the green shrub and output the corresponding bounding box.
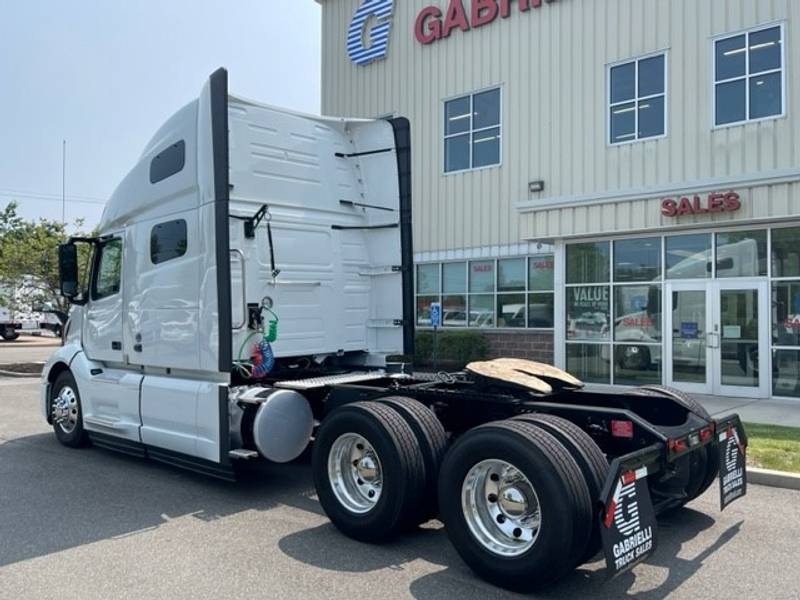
[414,330,488,368]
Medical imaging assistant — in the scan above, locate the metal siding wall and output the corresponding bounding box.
[321,0,800,250]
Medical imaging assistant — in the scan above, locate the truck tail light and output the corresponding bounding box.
[610,420,634,438]
[667,437,688,453]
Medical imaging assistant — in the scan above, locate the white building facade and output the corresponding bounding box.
[319,0,800,400]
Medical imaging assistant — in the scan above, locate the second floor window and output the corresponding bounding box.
[714,25,784,126]
[444,88,501,173]
[609,54,666,144]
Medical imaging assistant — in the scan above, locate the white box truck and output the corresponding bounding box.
[42,70,747,591]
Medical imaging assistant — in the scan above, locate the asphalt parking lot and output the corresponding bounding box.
[0,336,60,366]
[2,378,799,600]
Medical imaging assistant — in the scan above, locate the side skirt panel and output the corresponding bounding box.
[87,432,236,482]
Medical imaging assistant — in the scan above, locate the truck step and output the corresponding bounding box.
[228,448,259,460]
[274,371,387,390]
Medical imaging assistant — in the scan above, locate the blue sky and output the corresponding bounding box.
[0,0,321,229]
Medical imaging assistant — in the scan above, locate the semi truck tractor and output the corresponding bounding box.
[42,69,747,592]
[0,304,21,340]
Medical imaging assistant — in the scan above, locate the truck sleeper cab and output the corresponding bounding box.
[42,70,747,592]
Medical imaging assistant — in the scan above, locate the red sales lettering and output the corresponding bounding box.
[661,192,741,217]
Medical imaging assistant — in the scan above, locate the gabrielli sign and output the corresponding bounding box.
[660,192,742,217]
[415,0,558,45]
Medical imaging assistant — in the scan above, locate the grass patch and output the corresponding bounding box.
[744,422,800,474]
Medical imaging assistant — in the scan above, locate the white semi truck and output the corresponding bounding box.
[0,303,21,340]
[42,70,748,591]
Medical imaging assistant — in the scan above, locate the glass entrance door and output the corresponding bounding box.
[666,283,712,395]
[714,281,769,398]
[666,281,769,398]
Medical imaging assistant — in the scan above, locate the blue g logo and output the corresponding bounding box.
[347,0,394,66]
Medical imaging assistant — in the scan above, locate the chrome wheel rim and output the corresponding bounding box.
[52,386,79,434]
[327,433,383,514]
[461,459,542,557]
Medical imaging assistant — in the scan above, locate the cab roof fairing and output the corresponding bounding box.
[98,99,199,233]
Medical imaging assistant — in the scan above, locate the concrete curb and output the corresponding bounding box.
[748,467,800,491]
[0,362,44,378]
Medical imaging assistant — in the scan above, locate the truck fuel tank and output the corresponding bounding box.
[231,387,314,463]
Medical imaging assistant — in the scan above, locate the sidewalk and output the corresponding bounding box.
[585,384,800,427]
[695,394,800,427]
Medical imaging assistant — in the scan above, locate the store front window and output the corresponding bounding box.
[666,234,712,279]
[416,253,555,331]
[772,228,800,398]
[563,225,800,398]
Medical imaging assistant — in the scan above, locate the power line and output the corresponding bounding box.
[0,188,106,206]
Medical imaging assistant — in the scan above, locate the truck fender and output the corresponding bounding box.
[40,344,97,423]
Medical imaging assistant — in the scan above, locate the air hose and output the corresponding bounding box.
[235,305,279,379]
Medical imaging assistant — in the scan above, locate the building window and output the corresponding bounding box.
[529,256,555,328]
[714,25,784,126]
[666,234,712,279]
[614,238,661,282]
[442,262,467,327]
[416,264,440,326]
[444,88,501,173]
[566,239,663,385]
[772,228,800,398]
[415,254,554,330]
[609,53,666,144]
[716,230,767,277]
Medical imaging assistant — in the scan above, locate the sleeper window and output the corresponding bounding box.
[151,219,188,265]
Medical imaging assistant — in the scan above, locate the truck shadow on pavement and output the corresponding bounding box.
[1,431,743,599]
[0,432,319,568]
[279,501,743,599]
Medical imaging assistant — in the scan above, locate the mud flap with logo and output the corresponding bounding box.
[599,445,660,579]
[715,415,748,511]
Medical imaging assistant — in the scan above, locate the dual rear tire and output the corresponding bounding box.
[312,398,446,542]
[629,385,719,505]
[313,400,607,592]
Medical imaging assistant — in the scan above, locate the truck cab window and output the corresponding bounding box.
[92,239,122,300]
[150,219,187,264]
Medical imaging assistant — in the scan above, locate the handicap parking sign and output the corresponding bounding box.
[430,302,442,328]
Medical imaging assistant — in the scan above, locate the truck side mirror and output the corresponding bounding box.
[58,243,81,299]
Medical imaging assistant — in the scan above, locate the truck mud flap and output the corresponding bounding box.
[715,414,748,511]
[599,444,661,580]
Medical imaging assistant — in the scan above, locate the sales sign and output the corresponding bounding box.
[661,192,741,217]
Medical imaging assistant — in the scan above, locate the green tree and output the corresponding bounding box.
[0,201,93,315]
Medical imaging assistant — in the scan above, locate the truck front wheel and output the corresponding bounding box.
[312,401,426,542]
[50,371,89,448]
[1,327,19,341]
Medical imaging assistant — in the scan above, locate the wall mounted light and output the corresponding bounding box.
[529,180,545,193]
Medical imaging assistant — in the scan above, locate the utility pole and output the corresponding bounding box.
[61,139,66,225]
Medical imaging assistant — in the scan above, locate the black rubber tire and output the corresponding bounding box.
[619,345,651,371]
[512,413,608,563]
[1,328,19,341]
[312,401,426,543]
[378,396,447,523]
[50,371,89,448]
[633,384,711,419]
[628,385,718,502]
[438,419,593,592]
